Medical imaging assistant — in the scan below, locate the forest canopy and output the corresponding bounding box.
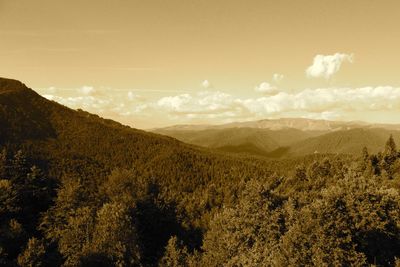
[1,136,400,266]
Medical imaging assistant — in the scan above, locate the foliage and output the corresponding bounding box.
[1,79,400,266]
[17,237,46,267]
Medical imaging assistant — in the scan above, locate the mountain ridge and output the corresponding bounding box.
[153,119,400,158]
[154,117,400,132]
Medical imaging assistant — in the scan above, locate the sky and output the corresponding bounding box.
[1,0,400,129]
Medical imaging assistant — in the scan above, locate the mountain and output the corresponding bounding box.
[3,77,345,199]
[0,77,284,263]
[3,77,399,266]
[216,117,400,131]
[154,127,316,156]
[0,78,282,180]
[3,77,357,263]
[156,117,400,132]
[283,127,400,157]
[153,118,400,158]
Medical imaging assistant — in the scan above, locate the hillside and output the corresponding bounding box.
[156,117,400,132]
[0,78,347,194]
[0,78,291,194]
[153,127,315,156]
[282,128,400,157]
[154,120,400,158]
[1,78,399,266]
[0,78,267,264]
[0,77,311,264]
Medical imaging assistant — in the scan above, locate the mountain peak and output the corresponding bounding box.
[0,77,29,94]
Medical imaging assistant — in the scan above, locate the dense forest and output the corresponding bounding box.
[1,78,400,266]
[153,125,400,158]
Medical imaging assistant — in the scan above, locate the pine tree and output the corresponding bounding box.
[17,237,46,267]
[159,236,189,267]
[0,148,7,179]
[384,134,397,157]
[382,135,398,178]
[362,146,369,160]
[9,150,29,191]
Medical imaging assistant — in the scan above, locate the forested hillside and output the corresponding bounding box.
[1,78,400,266]
[154,125,400,158]
[153,127,316,157]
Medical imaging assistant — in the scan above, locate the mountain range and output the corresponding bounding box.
[153,118,400,158]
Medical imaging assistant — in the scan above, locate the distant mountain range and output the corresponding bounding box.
[155,118,400,132]
[153,118,400,158]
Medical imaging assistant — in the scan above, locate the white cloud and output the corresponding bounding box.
[127,91,143,101]
[272,73,284,83]
[40,84,400,127]
[157,94,192,112]
[201,80,212,89]
[47,86,57,94]
[156,91,245,116]
[155,86,400,122]
[78,86,96,95]
[42,86,148,118]
[245,86,400,115]
[303,111,341,121]
[306,53,354,79]
[255,82,279,95]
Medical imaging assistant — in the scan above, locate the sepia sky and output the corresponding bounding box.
[1,0,400,128]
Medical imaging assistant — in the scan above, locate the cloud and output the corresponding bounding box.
[127,91,144,101]
[245,86,400,116]
[306,53,354,79]
[78,86,97,95]
[155,86,400,122]
[272,73,284,83]
[41,84,400,127]
[201,80,212,89]
[255,82,279,95]
[155,91,250,124]
[42,86,148,118]
[156,91,245,116]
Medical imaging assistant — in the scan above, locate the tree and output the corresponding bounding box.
[275,191,366,266]
[41,177,93,243]
[294,165,307,182]
[201,179,284,266]
[0,148,7,178]
[0,219,27,262]
[384,134,397,158]
[159,236,189,267]
[381,135,398,177]
[17,237,46,267]
[360,146,369,172]
[362,146,369,161]
[57,206,96,266]
[9,150,29,186]
[0,179,18,217]
[91,202,141,267]
[274,174,400,266]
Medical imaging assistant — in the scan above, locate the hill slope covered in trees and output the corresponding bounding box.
[1,78,400,266]
[154,124,400,158]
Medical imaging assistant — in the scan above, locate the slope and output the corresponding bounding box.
[284,128,400,157]
[153,127,315,156]
[0,77,362,265]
